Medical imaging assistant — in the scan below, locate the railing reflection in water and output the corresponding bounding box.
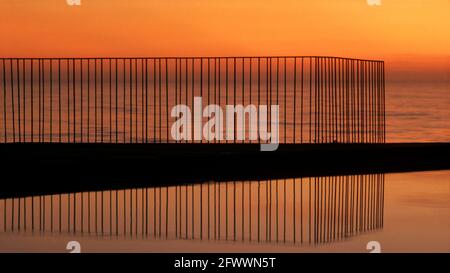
[0,174,384,245]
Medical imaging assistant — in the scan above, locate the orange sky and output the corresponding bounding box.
[1,0,449,81]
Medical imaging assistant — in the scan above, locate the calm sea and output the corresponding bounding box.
[386,81,450,142]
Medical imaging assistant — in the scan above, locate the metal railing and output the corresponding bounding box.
[0,57,385,144]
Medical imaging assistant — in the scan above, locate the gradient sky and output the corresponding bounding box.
[1,0,449,81]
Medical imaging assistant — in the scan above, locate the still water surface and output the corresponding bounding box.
[0,170,448,253]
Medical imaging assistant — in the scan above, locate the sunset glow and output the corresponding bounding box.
[1,0,449,81]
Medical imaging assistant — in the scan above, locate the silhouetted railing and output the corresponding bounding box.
[0,57,385,144]
[0,174,384,245]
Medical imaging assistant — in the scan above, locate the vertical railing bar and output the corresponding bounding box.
[30,59,34,143]
[351,59,354,144]
[373,62,377,143]
[199,58,203,143]
[165,58,169,143]
[347,59,350,143]
[372,61,375,143]
[315,58,319,143]
[10,59,16,143]
[49,60,53,142]
[214,58,218,144]
[191,58,196,143]
[368,62,372,143]
[100,59,104,143]
[22,60,26,142]
[80,59,83,143]
[94,59,97,143]
[145,59,148,143]
[123,59,126,143]
[313,58,318,145]
[349,59,352,143]
[362,61,365,143]
[332,58,336,143]
[339,59,342,143]
[293,58,297,143]
[72,58,75,143]
[370,62,376,143]
[326,58,330,143]
[109,58,112,142]
[360,61,366,142]
[353,60,356,143]
[382,62,385,142]
[87,59,90,143]
[309,58,312,144]
[341,60,350,143]
[174,58,178,143]
[284,58,287,144]
[373,62,376,143]
[207,58,210,142]
[347,60,351,143]
[265,58,273,147]
[134,58,138,143]
[152,59,155,143]
[377,62,380,143]
[267,58,270,146]
[318,58,326,143]
[380,62,383,143]
[324,58,331,143]
[364,61,367,143]
[176,58,181,144]
[357,60,360,143]
[257,57,260,144]
[233,57,236,143]
[324,58,327,143]
[328,58,337,142]
[58,59,61,143]
[378,62,381,143]
[118,59,119,143]
[317,57,321,143]
[300,58,304,144]
[225,58,229,144]
[219,58,222,144]
[264,58,268,145]
[2,59,6,142]
[242,58,245,144]
[129,59,133,143]
[367,61,370,143]
[16,59,21,142]
[335,58,339,143]
[333,58,337,143]
[38,59,42,143]
[184,58,188,144]
[378,62,383,143]
[249,58,252,143]
[42,59,45,143]
[141,59,144,143]
[160,58,163,142]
